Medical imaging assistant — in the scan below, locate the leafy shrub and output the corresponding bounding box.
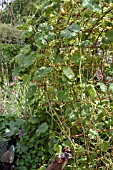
[0,23,22,44]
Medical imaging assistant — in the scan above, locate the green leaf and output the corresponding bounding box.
[28,25,33,32]
[20,30,32,39]
[60,29,75,38]
[26,85,37,98]
[65,107,76,121]
[20,45,31,55]
[62,140,71,148]
[106,30,113,38]
[54,144,62,154]
[88,129,98,139]
[38,165,46,170]
[80,40,92,47]
[109,83,113,93]
[47,32,56,41]
[36,122,48,136]
[22,74,31,84]
[65,107,72,117]
[70,54,80,65]
[57,90,69,102]
[38,23,53,33]
[102,37,112,44]
[68,23,81,32]
[100,142,110,152]
[63,67,75,80]
[28,117,39,124]
[34,67,52,81]
[110,102,113,109]
[82,0,100,11]
[13,67,23,76]
[86,84,97,98]
[105,0,113,2]
[61,0,70,1]
[4,130,15,137]
[97,83,107,92]
[19,166,27,170]
[60,24,80,38]
[15,52,35,68]
[103,30,113,43]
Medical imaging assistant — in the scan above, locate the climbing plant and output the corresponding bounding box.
[0,0,113,169]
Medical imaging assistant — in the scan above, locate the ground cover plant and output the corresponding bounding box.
[0,0,113,169]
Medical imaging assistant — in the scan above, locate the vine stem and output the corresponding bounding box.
[86,6,113,38]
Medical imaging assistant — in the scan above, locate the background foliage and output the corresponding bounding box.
[0,0,113,169]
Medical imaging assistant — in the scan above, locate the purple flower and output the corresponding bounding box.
[95,68,103,80]
[13,76,18,81]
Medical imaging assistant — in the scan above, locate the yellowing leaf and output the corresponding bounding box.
[63,66,75,80]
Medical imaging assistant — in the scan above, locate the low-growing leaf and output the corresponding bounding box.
[26,85,37,98]
[36,122,48,136]
[28,117,39,124]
